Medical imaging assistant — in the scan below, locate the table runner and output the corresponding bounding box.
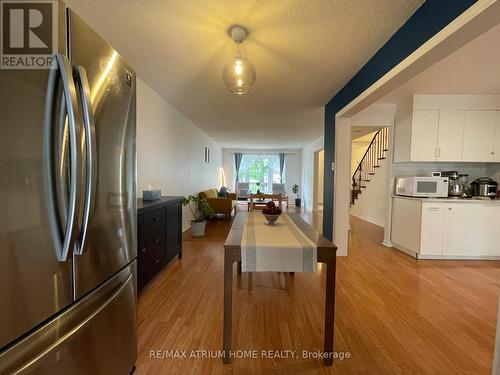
[241,212,317,272]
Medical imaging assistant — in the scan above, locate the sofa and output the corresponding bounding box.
[199,188,237,218]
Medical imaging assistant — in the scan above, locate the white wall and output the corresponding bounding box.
[301,136,324,210]
[137,78,223,231]
[350,157,388,227]
[316,150,324,205]
[222,148,301,200]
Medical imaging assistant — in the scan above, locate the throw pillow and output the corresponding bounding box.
[219,186,230,198]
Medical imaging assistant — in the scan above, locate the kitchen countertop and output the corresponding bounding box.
[393,195,500,204]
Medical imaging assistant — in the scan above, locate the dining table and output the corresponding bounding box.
[222,211,337,366]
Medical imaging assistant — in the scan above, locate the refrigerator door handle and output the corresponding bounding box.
[43,54,83,262]
[74,65,97,255]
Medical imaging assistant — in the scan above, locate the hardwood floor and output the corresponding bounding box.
[136,209,500,374]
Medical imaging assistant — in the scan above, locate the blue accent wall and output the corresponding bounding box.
[322,0,477,240]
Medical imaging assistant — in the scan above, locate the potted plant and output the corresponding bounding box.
[256,182,262,195]
[292,184,301,207]
[181,195,214,236]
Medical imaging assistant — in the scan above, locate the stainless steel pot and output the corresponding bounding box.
[470,177,498,198]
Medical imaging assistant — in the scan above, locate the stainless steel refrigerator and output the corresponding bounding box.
[0,2,137,373]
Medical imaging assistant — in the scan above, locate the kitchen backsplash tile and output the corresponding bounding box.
[392,162,488,181]
[486,164,500,182]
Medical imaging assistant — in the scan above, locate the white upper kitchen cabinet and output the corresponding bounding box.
[410,110,438,161]
[494,111,500,162]
[462,111,496,161]
[436,110,464,161]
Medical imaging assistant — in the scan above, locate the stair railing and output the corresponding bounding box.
[351,128,389,204]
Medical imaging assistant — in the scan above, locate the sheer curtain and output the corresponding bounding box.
[237,154,281,193]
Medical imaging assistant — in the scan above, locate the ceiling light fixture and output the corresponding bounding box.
[223,25,256,95]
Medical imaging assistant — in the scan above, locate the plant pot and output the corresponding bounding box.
[190,220,206,237]
[295,198,302,207]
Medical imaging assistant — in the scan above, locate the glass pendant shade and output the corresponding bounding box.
[222,51,256,95]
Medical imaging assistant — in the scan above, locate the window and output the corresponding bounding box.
[237,154,283,193]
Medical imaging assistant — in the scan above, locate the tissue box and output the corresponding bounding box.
[142,190,161,201]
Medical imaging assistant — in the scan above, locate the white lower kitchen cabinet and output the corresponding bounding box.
[443,203,500,256]
[391,197,421,253]
[391,197,500,259]
[420,203,444,256]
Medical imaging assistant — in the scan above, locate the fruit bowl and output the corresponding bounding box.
[262,200,282,224]
[263,213,280,224]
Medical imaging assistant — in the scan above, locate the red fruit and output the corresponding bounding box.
[262,208,270,214]
[275,207,282,214]
[266,201,276,208]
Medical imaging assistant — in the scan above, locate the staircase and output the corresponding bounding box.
[351,128,389,205]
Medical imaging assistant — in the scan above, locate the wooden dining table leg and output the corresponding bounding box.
[223,250,238,363]
[323,256,337,366]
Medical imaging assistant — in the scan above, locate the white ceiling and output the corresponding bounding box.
[380,22,500,104]
[351,127,380,141]
[66,0,423,148]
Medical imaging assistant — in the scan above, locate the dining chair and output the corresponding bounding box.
[236,182,250,199]
[272,183,289,208]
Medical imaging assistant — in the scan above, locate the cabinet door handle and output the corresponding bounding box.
[153,216,160,222]
[155,259,160,264]
[140,248,146,253]
[448,207,452,210]
[427,207,440,211]
[155,237,160,242]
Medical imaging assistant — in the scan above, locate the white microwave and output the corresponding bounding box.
[395,176,449,198]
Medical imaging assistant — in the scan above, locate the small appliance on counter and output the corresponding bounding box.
[395,176,449,198]
[143,189,162,201]
[439,171,471,198]
[470,177,498,198]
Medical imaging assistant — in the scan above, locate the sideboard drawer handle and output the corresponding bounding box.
[140,248,146,253]
[155,259,160,264]
[155,237,160,242]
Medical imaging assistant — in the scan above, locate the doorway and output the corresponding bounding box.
[313,149,324,212]
[350,126,389,228]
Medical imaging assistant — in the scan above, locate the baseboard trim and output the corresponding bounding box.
[350,213,385,228]
[392,243,418,259]
[418,255,500,260]
[382,240,393,248]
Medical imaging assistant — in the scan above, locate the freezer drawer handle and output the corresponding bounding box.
[74,66,97,255]
[43,54,84,262]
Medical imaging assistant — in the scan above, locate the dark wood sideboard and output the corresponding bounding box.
[137,196,183,291]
